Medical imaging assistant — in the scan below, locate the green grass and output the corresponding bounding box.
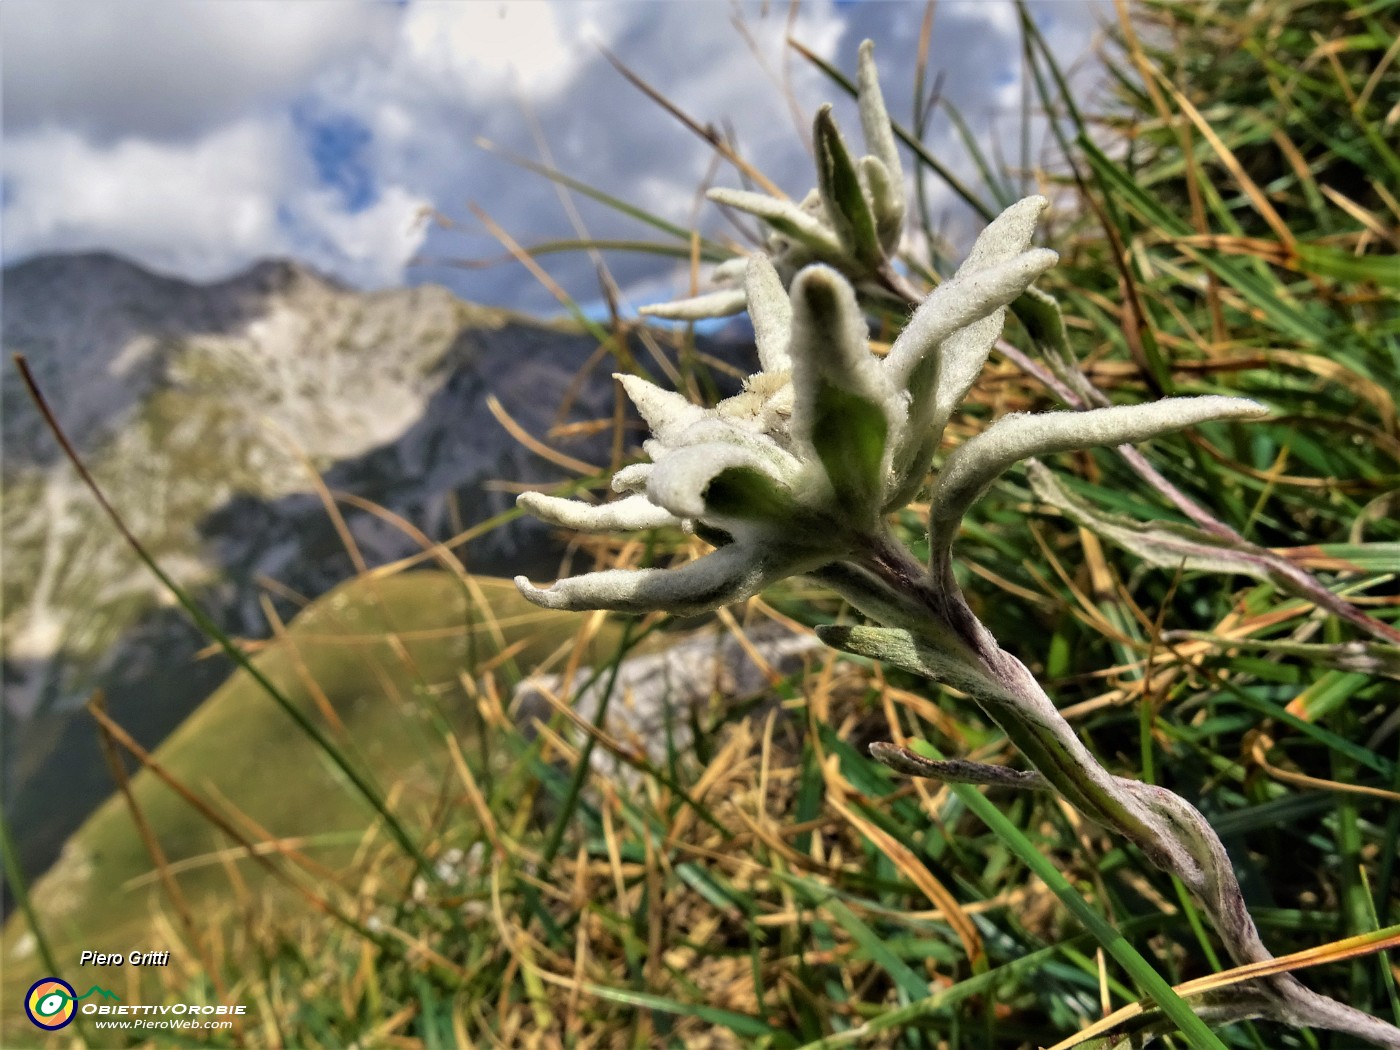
[3,1,1397,1047]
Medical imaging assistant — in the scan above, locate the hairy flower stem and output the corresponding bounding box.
[834,534,1400,1046]
[874,260,927,307]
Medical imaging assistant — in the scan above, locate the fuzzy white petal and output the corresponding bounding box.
[711,257,749,282]
[787,265,905,517]
[962,195,1047,271]
[647,442,791,518]
[514,543,782,616]
[859,155,903,253]
[745,255,793,372]
[889,308,1004,505]
[882,198,1055,509]
[610,463,652,494]
[616,373,708,445]
[856,40,903,235]
[517,492,681,532]
[884,247,1059,397]
[912,197,1051,439]
[788,265,895,433]
[928,396,1270,560]
[707,188,844,255]
[895,196,1048,416]
[639,288,748,320]
[671,417,803,474]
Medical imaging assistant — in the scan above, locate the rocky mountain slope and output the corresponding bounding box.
[2,253,706,883]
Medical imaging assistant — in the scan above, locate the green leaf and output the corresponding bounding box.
[809,381,889,519]
[1295,243,1400,288]
[1077,136,1332,346]
[582,983,792,1043]
[805,884,930,1003]
[814,105,883,269]
[705,466,802,523]
[788,265,893,522]
[1306,543,1400,571]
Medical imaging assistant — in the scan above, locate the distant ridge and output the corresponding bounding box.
[2,249,734,887]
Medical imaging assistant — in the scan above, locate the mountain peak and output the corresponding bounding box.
[4,250,181,292]
[3,251,344,296]
[216,257,345,296]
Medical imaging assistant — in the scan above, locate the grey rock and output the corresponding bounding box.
[512,620,821,781]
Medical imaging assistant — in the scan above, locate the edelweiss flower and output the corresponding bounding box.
[515,195,1268,618]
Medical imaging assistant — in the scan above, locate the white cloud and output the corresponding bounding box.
[391,1,853,306]
[399,2,584,101]
[1,0,1110,305]
[3,1,398,141]
[3,121,291,276]
[3,120,429,287]
[289,185,433,287]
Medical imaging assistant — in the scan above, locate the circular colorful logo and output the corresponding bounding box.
[25,977,77,1030]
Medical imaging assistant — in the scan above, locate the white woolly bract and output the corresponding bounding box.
[514,543,783,616]
[928,396,1269,557]
[610,463,652,494]
[745,255,793,372]
[885,197,1052,505]
[665,416,801,471]
[638,288,747,321]
[856,40,903,244]
[884,247,1059,396]
[710,257,749,282]
[963,196,1049,271]
[706,188,844,255]
[859,156,903,252]
[616,373,706,445]
[517,492,682,533]
[928,197,1050,422]
[646,442,790,519]
[788,265,898,439]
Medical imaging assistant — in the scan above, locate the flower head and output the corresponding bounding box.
[515,192,1267,619]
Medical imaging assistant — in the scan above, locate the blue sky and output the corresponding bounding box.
[2,0,1113,315]
[295,106,379,215]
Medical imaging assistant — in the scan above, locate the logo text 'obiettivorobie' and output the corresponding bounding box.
[25,978,120,1030]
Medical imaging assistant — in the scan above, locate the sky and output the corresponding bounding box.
[2,0,1114,316]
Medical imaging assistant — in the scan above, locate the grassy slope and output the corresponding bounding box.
[0,570,622,1042]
